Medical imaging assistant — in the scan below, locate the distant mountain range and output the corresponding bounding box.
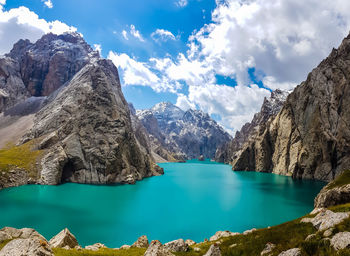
[136,102,232,161]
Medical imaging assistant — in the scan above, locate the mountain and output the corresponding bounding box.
[0,33,162,188]
[220,33,350,182]
[215,89,289,163]
[137,102,232,160]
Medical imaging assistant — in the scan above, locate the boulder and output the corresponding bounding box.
[277,248,302,256]
[203,244,221,256]
[210,231,239,241]
[301,210,350,231]
[132,235,149,248]
[164,239,188,252]
[331,232,350,250]
[49,228,78,249]
[144,240,174,256]
[0,237,53,256]
[85,243,106,251]
[243,228,257,235]
[261,242,276,255]
[185,239,196,246]
[315,183,350,208]
[0,231,11,243]
[120,245,130,249]
[323,228,334,237]
[305,234,316,241]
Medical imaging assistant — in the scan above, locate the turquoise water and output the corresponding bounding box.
[0,160,324,247]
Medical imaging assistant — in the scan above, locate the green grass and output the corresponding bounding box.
[0,141,42,176]
[327,170,350,190]
[0,239,11,251]
[53,248,146,256]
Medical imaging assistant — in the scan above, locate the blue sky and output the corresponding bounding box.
[1,0,350,133]
[3,0,216,109]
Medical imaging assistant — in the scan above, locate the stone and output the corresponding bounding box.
[277,248,302,256]
[331,232,350,250]
[0,227,22,238]
[194,247,201,252]
[49,228,78,249]
[229,244,237,248]
[0,231,11,243]
[0,237,53,256]
[120,245,130,249]
[164,238,188,252]
[243,228,257,235]
[132,235,149,248]
[315,183,350,208]
[261,242,276,255]
[210,231,239,241]
[323,228,334,237]
[203,244,221,256]
[185,239,196,246]
[144,240,174,256]
[301,210,350,231]
[85,243,106,251]
[305,234,316,241]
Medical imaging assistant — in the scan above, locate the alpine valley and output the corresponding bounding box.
[1,5,350,256]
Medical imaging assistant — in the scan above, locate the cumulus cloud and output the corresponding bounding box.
[130,24,144,42]
[110,0,350,133]
[42,0,53,8]
[189,0,350,90]
[0,6,77,54]
[151,29,176,42]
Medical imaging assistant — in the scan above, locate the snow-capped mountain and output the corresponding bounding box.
[137,102,232,160]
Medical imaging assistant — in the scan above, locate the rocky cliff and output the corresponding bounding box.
[215,89,288,163]
[0,33,162,188]
[227,33,350,182]
[137,102,232,160]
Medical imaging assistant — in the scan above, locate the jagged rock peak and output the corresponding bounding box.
[4,32,99,97]
[215,89,288,163]
[137,102,232,159]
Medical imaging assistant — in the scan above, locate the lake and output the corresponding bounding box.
[0,160,325,247]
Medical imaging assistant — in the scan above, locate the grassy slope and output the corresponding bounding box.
[327,170,350,190]
[0,141,42,177]
[53,248,146,256]
[52,203,350,256]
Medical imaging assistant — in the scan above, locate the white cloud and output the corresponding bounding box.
[130,24,144,42]
[151,29,176,42]
[93,44,102,54]
[0,0,6,6]
[189,0,350,90]
[110,0,350,133]
[122,30,128,40]
[176,0,188,7]
[43,0,53,8]
[0,6,77,54]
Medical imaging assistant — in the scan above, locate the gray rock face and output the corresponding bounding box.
[164,239,188,252]
[144,240,174,256]
[330,232,350,250]
[137,102,232,160]
[301,210,350,231]
[0,237,53,256]
[261,242,276,256]
[132,235,149,248]
[49,228,78,249]
[215,89,288,163]
[219,33,350,181]
[203,244,221,256]
[23,59,162,185]
[277,248,301,256]
[315,183,350,208]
